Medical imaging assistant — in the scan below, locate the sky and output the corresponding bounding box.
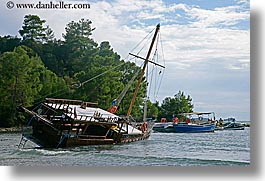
[0,0,250,121]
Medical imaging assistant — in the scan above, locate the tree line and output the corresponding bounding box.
[0,14,193,127]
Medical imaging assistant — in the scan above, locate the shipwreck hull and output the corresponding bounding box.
[19,98,153,148]
[31,120,62,148]
[26,119,151,148]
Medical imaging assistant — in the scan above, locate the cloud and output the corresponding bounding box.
[160,24,249,71]
[0,0,250,120]
[0,0,249,67]
[187,5,249,28]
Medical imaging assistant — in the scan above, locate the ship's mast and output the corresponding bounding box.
[126,23,160,118]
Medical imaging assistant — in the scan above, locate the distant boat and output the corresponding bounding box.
[173,112,216,133]
[223,121,245,130]
[153,118,175,133]
[215,117,245,130]
[153,112,216,133]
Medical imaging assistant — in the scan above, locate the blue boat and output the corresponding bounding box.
[173,123,216,133]
[173,112,216,133]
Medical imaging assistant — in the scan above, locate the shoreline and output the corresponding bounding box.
[0,127,22,133]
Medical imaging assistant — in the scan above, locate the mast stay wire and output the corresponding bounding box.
[128,27,156,65]
[30,79,69,106]
[147,40,158,101]
[154,31,166,101]
[71,27,156,108]
[129,27,156,55]
[79,27,156,88]
[78,62,125,87]
[115,63,144,106]
[109,27,158,106]
[33,62,127,105]
[145,31,165,103]
[32,27,157,106]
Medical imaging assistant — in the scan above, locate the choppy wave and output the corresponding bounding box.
[14,148,71,156]
[0,128,250,166]
[94,152,250,166]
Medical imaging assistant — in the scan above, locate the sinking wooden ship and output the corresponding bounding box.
[18,24,164,148]
[19,98,152,148]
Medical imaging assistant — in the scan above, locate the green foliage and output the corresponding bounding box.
[0,14,162,127]
[0,46,41,126]
[158,90,194,121]
[44,25,55,43]
[0,36,21,54]
[19,14,52,43]
[63,18,98,76]
[147,100,159,119]
[0,45,68,127]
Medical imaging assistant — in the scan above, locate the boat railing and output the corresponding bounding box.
[65,113,119,123]
[35,103,118,124]
[46,98,82,105]
[45,98,98,108]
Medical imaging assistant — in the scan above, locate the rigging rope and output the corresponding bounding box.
[115,67,141,106]
[155,31,166,100]
[129,27,156,55]
[31,80,69,106]
[108,27,159,107]
[76,26,159,91]
[145,31,165,103]
[32,25,165,109]
[128,27,156,65]
[78,62,126,87]
[147,34,159,100]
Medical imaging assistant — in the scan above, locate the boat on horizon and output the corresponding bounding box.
[173,112,216,133]
[215,117,245,130]
[152,118,175,133]
[153,112,216,133]
[223,121,245,130]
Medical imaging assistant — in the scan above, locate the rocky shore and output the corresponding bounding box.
[0,127,22,133]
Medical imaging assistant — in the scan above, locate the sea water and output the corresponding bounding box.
[0,128,250,166]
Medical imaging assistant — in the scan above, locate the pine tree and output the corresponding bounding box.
[19,14,47,42]
[159,91,194,121]
[0,46,42,126]
[63,18,98,76]
[0,45,68,127]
